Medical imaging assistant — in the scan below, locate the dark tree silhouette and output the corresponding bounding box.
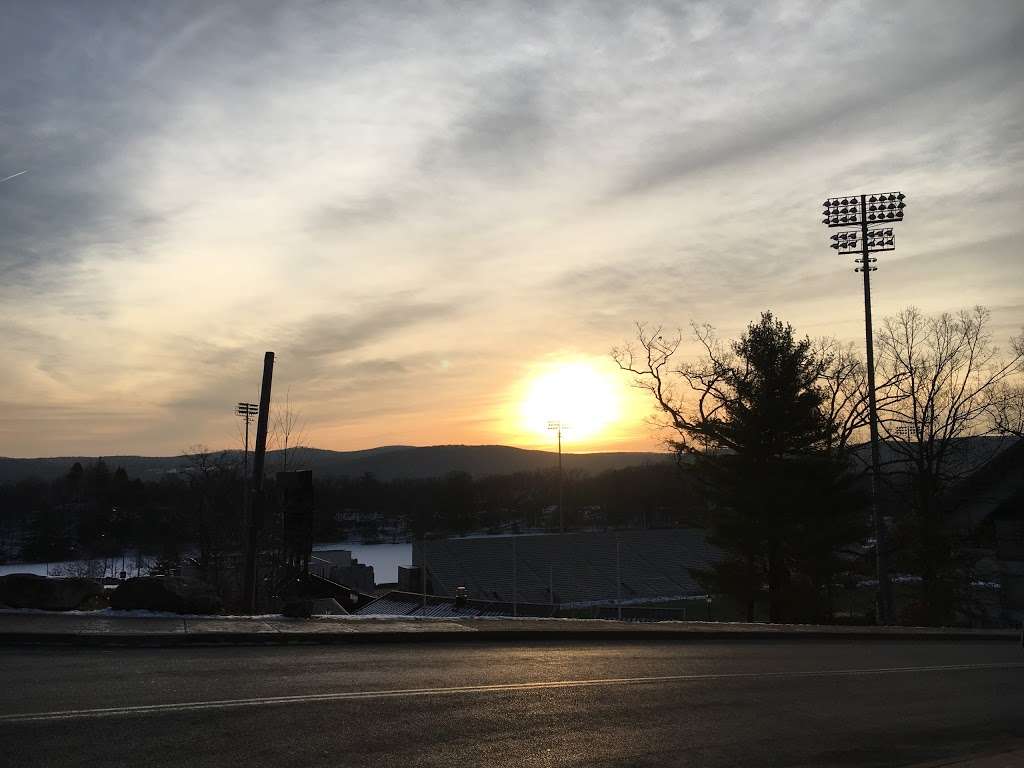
[615,312,866,623]
[183,446,244,583]
[874,306,1024,624]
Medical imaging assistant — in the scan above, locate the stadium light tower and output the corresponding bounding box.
[236,402,259,485]
[236,401,259,551]
[822,191,906,625]
[547,421,569,533]
[893,424,917,441]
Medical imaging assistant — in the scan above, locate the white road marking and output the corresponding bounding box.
[2,662,1022,724]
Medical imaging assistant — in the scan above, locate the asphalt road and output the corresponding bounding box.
[1,639,1022,767]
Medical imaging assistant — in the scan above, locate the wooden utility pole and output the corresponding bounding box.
[244,352,274,614]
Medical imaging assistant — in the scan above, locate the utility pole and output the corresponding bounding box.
[822,191,905,625]
[547,421,568,533]
[244,352,274,614]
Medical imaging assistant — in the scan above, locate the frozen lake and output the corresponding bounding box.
[1,542,413,585]
[0,558,141,578]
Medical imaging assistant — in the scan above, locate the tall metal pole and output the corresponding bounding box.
[512,535,517,617]
[244,352,274,614]
[859,194,893,625]
[242,415,250,538]
[616,538,622,620]
[557,426,564,533]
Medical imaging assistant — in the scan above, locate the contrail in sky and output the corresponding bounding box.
[0,170,27,184]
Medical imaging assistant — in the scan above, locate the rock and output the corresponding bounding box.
[111,576,223,615]
[0,574,104,611]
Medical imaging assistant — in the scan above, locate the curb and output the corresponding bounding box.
[0,626,1017,648]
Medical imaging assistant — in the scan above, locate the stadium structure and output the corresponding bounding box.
[405,529,720,607]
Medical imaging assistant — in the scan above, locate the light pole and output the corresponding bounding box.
[547,421,568,533]
[893,424,916,441]
[822,191,906,625]
[421,545,428,610]
[512,535,517,617]
[615,538,622,620]
[236,402,258,522]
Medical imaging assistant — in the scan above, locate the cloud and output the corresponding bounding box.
[309,195,401,231]
[609,3,1024,199]
[0,0,1021,456]
[422,65,552,181]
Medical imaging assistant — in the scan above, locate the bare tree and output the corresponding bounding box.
[875,306,1022,480]
[988,382,1024,438]
[50,558,107,579]
[814,338,873,455]
[271,389,307,473]
[873,306,1024,623]
[985,332,1024,438]
[612,324,881,458]
[612,321,731,456]
[182,445,241,582]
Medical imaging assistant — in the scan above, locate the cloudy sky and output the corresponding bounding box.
[1,1,1022,458]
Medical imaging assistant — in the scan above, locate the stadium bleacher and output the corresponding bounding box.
[411,529,720,606]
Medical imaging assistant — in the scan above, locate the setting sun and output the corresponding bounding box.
[518,361,623,442]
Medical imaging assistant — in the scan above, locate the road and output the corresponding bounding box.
[1,639,1022,767]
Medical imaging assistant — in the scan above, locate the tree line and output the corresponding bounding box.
[0,452,708,571]
[615,304,1023,626]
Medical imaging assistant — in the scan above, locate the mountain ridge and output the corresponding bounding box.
[0,444,669,484]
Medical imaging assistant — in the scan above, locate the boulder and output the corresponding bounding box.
[111,576,223,615]
[0,573,104,611]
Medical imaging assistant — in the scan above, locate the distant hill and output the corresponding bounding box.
[5,436,1016,486]
[0,444,669,484]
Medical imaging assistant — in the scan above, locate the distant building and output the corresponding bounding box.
[412,529,720,607]
[309,548,375,592]
[948,438,1024,624]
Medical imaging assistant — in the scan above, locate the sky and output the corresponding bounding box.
[1,1,1022,458]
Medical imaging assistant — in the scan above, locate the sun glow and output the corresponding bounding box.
[518,361,623,442]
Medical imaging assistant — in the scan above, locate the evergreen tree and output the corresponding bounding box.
[20,505,73,563]
[616,312,867,622]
